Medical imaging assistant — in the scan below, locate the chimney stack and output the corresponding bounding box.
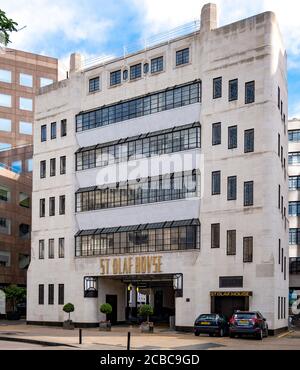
[70,53,82,73]
[201,3,218,32]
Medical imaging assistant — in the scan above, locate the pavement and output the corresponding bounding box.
[0,321,300,350]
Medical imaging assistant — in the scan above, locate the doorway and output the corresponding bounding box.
[212,296,249,320]
[106,295,118,324]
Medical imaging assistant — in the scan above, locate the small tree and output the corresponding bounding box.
[4,285,26,312]
[100,303,112,321]
[0,10,18,45]
[138,304,154,323]
[63,303,75,322]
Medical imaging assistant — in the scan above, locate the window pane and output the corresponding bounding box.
[0,93,11,107]
[20,73,33,87]
[213,77,222,99]
[11,160,22,174]
[0,143,12,152]
[0,69,11,83]
[0,185,11,202]
[19,121,33,135]
[40,77,53,87]
[228,126,237,149]
[19,97,33,111]
[0,118,11,132]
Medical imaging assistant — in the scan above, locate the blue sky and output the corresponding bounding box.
[1,0,300,117]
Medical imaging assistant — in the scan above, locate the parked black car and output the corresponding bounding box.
[229,311,268,340]
[194,314,229,337]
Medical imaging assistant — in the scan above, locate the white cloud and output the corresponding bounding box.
[1,0,113,52]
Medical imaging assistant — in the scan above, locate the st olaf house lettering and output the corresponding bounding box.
[100,255,163,276]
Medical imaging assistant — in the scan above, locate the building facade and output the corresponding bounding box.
[288,118,300,309]
[27,3,289,334]
[0,48,58,291]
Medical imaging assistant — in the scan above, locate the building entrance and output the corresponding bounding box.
[211,292,251,320]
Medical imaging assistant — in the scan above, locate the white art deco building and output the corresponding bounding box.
[27,3,289,334]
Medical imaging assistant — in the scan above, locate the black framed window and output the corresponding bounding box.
[59,238,65,258]
[76,123,201,171]
[278,86,281,109]
[50,158,56,177]
[227,230,236,256]
[212,123,221,146]
[289,130,300,142]
[229,79,238,101]
[227,176,237,201]
[58,284,64,305]
[245,81,255,104]
[39,199,45,218]
[61,119,67,137]
[244,129,254,153]
[212,171,221,195]
[49,197,55,216]
[176,48,189,66]
[290,258,300,274]
[243,237,253,263]
[40,160,46,179]
[39,240,45,260]
[211,224,220,249]
[60,156,66,175]
[41,125,47,142]
[289,202,300,217]
[213,77,222,99]
[38,285,44,305]
[130,64,142,80]
[48,239,54,259]
[76,170,199,212]
[84,277,98,298]
[89,77,100,92]
[244,181,254,207]
[48,284,54,305]
[123,69,128,81]
[228,126,237,149]
[110,70,121,86]
[59,195,65,215]
[143,63,149,74]
[51,122,56,140]
[151,56,164,73]
[76,220,200,257]
[289,229,300,245]
[76,81,201,132]
[278,239,281,264]
[289,152,300,165]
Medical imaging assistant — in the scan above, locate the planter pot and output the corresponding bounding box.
[99,321,111,331]
[63,320,75,330]
[140,322,154,333]
[6,312,21,321]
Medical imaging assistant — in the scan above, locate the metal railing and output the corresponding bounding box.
[82,20,200,70]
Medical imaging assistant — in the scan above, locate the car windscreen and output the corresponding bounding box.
[197,314,217,320]
[234,313,256,319]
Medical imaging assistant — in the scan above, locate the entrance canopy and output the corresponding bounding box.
[101,274,178,288]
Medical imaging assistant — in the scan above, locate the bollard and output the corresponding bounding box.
[127,332,131,351]
[79,328,82,344]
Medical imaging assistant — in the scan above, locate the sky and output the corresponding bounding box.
[1,0,300,117]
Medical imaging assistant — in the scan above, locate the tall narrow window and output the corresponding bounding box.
[59,238,65,258]
[228,126,237,149]
[58,284,64,305]
[227,230,236,256]
[60,156,66,175]
[110,70,121,86]
[61,119,67,137]
[212,123,221,146]
[49,197,55,216]
[59,195,65,215]
[41,125,47,142]
[89,77,100,92]
[244,129,254,153]
[243,237,253,263]
[51,122,56,139]
[48,239,54,259]
[278,239,281,264]
[229,79,238,101]
[40,199,45,218]
[211,224,220,249]
[130,64,142,80]
[151,56,164,73]
[212,171,221,195]
[40,160,46,179]
[213,77,222,99]
[245,81,255,104]
[278,134,281,157]
[50,158,56,177]
[48,284,54,305]
[39,240,45,260]
[244,181,254,207]
[227,176,237,201]
[278,87,281,110]
[278,185,281,209]
[38,285,44,305]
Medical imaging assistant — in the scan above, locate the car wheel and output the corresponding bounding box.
[264,327,269,338]
[194,331,200,337]
[219,328,224,337]
[256,329,263,340]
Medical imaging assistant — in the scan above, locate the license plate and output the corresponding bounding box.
[238,320,249,326]
[201,322,211,326]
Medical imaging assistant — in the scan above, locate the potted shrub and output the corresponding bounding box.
[139,304,154,333]
[4,285,26,321]
[99,303,112,331]
[63,303,75,330]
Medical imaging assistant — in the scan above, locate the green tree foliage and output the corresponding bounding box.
[100,303,112,315]
[138,304,154,323]
[4,285,26,312]
[63,303,75,321]
[0,9,18,45]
